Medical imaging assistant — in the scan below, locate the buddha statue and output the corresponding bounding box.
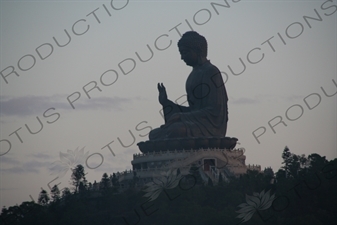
[148,31,229,141]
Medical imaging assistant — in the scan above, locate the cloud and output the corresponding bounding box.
[1,153,57,175]
[284,95,305,102]
[1,159,49,174]
[0,95,135,117]
[90,162,122,174]
[72,96,133,111]
[0,95,57,117]
[1,167,39,174]
[29,153,53,160]
[0,156,21,164]
[1,153,52,165]
[0,188,19,191]
[231,97,259,105]
[230,94,304,105]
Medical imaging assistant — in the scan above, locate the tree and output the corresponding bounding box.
[88,182,93,191]
[130,171,139,188]
[282,146,292,177]
[61,187,71,198]
[78,181,87,193]
[177,168,181,176]
[207,177,213,186]
[38,189,50,205]
[308,153,328,169]
[71,164,87,193]
[218,172,224,185]
[0,202,42,225]
[281,146,302,178]
[100,173,110,190]
[93,180,99,191]
[111,173,119,186]
[50,185,60,202]
[299,154,308,168]
[110,173,120,191]
[189,164,204,185]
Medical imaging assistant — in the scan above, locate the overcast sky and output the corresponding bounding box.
[0,0,336,208]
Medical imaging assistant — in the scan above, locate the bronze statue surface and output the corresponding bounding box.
[138,31,236,152]
[150,31,228,140]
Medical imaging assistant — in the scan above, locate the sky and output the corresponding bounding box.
[0,0,336,209]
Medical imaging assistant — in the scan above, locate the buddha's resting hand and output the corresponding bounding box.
[157,83,168,105]
[167,113,182,125]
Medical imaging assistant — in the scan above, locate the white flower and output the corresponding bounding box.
[143,169,182,201]
[236,189,275,223]
[49,147,89,178]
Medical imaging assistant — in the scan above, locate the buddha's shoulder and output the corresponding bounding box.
[202,61,220,74]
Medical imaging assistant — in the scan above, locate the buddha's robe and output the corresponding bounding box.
[149,60,228,140]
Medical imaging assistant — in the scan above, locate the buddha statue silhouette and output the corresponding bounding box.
[149,31,228,140]
[138,31,236,152]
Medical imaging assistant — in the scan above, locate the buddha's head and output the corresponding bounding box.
[178,31,208,67]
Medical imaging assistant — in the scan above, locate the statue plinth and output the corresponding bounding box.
[137,137,238,153]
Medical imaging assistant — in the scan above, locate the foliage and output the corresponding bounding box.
[70,164,87,193]
[218,172,224,185]
[1,150,336,225]
[37,189,50,206]
[50,185,60,202]
[100,173,111,191]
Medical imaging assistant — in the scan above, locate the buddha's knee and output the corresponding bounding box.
[167,123,186,138]
[149,127,162,140]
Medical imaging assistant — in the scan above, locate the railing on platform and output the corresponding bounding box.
[133,148,245,159]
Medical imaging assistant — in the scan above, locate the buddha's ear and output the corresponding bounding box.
[196,47,207,58]
[197,55,204,64]
[194,47,202,55]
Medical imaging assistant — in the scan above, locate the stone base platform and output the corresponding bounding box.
[137,137,238,153]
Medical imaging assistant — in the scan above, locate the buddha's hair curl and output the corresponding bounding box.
[178,31,208,57]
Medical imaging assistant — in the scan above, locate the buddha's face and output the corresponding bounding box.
[178,46,199,67]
